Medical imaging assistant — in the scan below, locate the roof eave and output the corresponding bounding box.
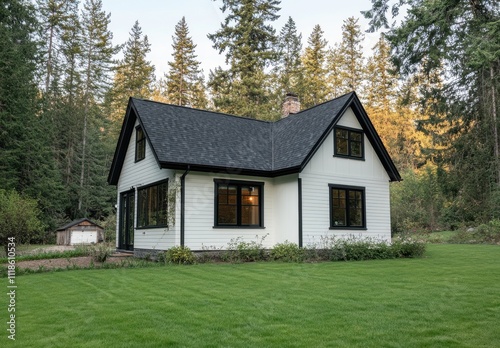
[160,162,301,178]
[108,98,136,186]
[108,98,163,186]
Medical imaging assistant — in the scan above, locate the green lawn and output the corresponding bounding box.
[4,244,500,347]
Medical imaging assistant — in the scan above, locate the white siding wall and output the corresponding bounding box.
[273,174,299,244]
[116,120,176,250]
[183,172,277,250]
[300,107,392,245]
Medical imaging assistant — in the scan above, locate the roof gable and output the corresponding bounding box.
[56,218,103,231]
[108,93,401,185]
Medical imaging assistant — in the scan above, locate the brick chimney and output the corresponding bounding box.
[281,93,300,118]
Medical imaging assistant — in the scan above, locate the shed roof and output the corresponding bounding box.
[56,218,103,231]
[108,92,401,184]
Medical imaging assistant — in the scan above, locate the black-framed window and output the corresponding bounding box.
[137,180,168,228]
[135,126,146,162]
[329,184,366,229]
[334,127,364,159]
[214,179,264,228]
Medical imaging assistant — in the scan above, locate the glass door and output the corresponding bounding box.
[119,191,135,250]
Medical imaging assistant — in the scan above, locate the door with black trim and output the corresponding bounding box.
[119,190,135,250]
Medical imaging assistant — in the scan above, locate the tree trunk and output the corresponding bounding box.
[491,65,500,184]
[45,25,54,93]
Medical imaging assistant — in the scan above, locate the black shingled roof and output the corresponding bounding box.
[108,92,401,185]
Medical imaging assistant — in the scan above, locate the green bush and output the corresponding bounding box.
[224,236,268,263]
[166,246,195,265]
[0,190,44,254]
[449,219,500,244]
[391,236,426,258]
[270,241,303,262]
[304,235,425,262]
[89,243,113,263]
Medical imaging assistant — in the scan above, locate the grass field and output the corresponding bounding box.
[4,244,500,347]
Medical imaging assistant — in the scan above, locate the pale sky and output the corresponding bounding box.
[100,0,383,78]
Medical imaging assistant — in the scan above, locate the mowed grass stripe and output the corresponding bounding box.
[7,244,500,347]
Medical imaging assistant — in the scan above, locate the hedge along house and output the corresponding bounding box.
[108,92,401,256]
[56,218,104,246]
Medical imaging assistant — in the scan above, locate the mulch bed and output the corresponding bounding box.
[15,254,134,271]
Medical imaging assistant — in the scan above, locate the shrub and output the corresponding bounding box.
[89,243,113,263]
[224,235,268,263]
[391,236,426,258]
[305,235,425,262]
[270,241,303,262]
[0,190,44,255]
[166,246,195,265]
[449,220,500,244]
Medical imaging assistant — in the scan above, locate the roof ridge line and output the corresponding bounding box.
[131,97,273,124]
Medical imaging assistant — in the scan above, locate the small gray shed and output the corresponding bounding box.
[56,218,104,245]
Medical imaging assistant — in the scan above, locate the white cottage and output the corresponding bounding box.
[108,92,401,256]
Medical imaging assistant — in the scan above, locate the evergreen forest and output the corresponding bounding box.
[1,0,499,243]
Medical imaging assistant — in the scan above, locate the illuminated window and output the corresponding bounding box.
[214,180,263,228]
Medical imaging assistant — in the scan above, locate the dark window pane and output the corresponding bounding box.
[336,138,348,155]
[350,132,362,141]
[137,181,168,227]
[218,205,237,225]
[136,128,145,161]
[333,208,346,226]
[335,128,363,158]
[331,187,364,228]
[241,206,260,225]
[158,183,168,225]
[350,141,362,157]
[336,129,348,139]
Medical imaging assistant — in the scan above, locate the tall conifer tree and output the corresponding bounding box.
[301,24,328,108]
[364,0,500,222]
[338,17,365,95]
[275,16,303,97]
[208,0,281,118]
[78,0,119,216]
[166,17,206,108]
[110,20,155,124]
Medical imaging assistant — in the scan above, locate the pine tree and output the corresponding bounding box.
[338,17,365,95]
[37,0,79,94]
[364,35,424,171]
[208,0,280,118]
[326,44,343,99]
[57,4,83,191]
[110,20,155,124]
[78,0,119,216]
[301,24,328,108]
[364,0,500,222]
[0,0,66,231]
[166,17,206,108]
[0,0,41,190]
[275,16,303,97]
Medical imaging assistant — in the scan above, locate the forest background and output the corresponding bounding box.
[1,0,498,243]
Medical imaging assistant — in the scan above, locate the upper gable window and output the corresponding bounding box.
[334,127,364,159]
[135,126,145,162]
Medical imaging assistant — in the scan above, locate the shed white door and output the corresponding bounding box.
[71,230,97,245]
